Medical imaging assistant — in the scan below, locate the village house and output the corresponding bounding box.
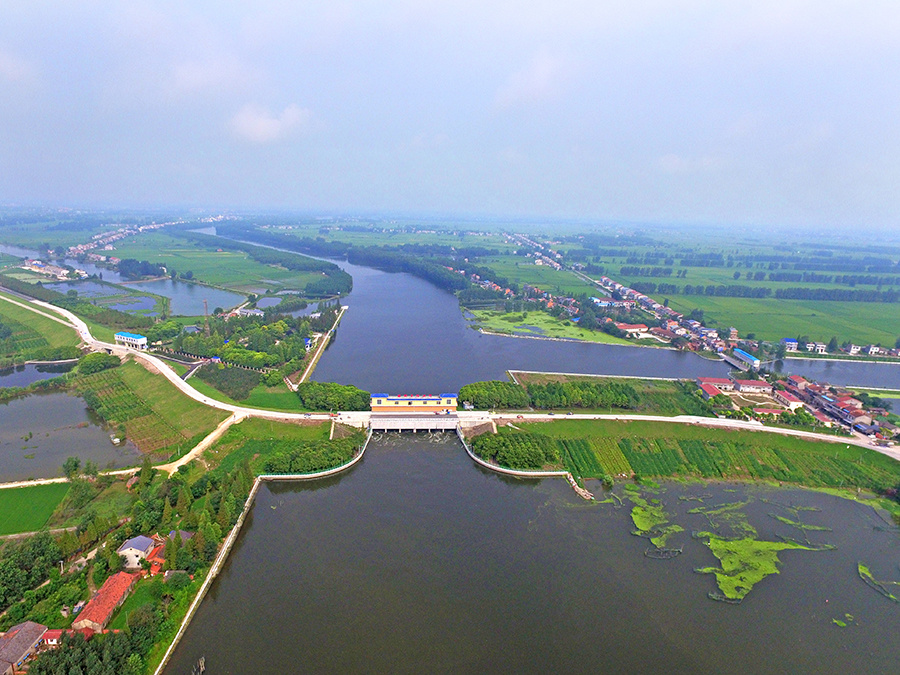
[696,377,735,392]
[732,379,773,394]
[116,535,156,569]
[0,621,47,675]
[773,390,804,411]
[699,383,724,400]
[780,338,799,352]
[72,572,140,633]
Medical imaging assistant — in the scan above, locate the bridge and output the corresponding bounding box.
[369,413,460,432]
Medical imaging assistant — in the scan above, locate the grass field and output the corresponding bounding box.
[0,292,81,354]
[0,483,71,535]
[466,309,635,345]
[111,233,324,294]
[186,376,304,412]
[279,224,518,251]
[666,295,900,345]
[204,417,330,473]
[76,360,228,457]
[512,419,900,493]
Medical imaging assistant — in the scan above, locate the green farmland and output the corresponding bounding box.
[477,256,599,296]
[0,483,71,535]
[506,419,900,495]
[665,296,900,345]
[111,232,327,294]
[0,292,81,357]
[75,360,228,458]
[467,309,633,345]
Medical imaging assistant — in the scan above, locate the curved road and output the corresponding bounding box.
[0,295,896,488]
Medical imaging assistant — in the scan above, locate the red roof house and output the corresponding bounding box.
[72,572,139,633]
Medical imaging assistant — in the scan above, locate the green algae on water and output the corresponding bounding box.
[694,533,824,602]
[625,491,684,553]
[858,562,900,603]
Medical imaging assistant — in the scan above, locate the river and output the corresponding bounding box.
[0,391,138,482]
[307,258,900,392]
[164,433,900,674]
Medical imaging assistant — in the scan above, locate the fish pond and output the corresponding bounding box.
[164,433,900,675]
[0,362,74,388]
[0,391,138,482]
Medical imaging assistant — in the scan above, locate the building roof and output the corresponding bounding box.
[114,331,147,340]
[0,621,47,666]
[733,348,759,360]
[370,394,455,400]
[699,384,723,397]
[753,408,784,415]
[697,377,733,385]
[734,379,771,388]
[117,535,155,555]
[777,391,802,402]
[76,572,139,629]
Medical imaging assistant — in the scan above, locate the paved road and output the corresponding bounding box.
[3,297,897,480]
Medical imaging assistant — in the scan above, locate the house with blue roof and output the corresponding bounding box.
[114,331,148,350]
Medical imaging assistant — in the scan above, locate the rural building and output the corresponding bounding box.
[732,379,773,394]
[753,408,784,417]
[116,535,156,569]
[43,628,93,648]
[0,621,47,674]
[844,344,861,355]
[72,572,139,633]
[370,394,458,413]
[732,348,761,369]
[786,375,809,390]
[614,323,648,337]
[865,345,883,356]
[113,331,148,350]
[780,338,799,352]
[806,342,827,354]
[773,390,804,411]
[699,383,723,400]
[696,377,735,392]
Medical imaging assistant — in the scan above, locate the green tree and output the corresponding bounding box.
[62,456,81,479]
[827,336,839,352]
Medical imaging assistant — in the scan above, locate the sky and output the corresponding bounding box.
[0,1,898,228]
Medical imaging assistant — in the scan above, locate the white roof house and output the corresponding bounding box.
[116,535,156,569]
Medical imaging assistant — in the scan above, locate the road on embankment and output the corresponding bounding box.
[7,297,900,472]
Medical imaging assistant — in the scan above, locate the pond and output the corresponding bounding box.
[0,362,74,388]
[124,279,245,316]
[0,392,139,482]
[164,433,900,674]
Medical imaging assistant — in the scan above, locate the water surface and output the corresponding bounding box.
[0,392,138,481]
[164,434,900,674]
[0,362,74,388]
[124,279,245,316]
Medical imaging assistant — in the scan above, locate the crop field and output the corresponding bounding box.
[466,309,634,345]
[76,360,227,456]
[511,419,900,492]
[665,296,900,345]
[477,256,599,296]
[0,293,80,354]
[279,224,518,251]
[204,417,330,473]
[0,483,71,535]
[111,233,324,293]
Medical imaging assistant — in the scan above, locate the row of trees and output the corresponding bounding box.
[459,379,642,411]
[471,432,560,470]
[117,258,165,279]
[295,381,371,411]
[262,436,363,474]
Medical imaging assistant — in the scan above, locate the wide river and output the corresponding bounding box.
[308,258,900,392]
[165,434,900,674]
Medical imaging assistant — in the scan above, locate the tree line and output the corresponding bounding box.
[459,379,641,411]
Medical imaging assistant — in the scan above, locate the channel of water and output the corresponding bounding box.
[164,433,900,674]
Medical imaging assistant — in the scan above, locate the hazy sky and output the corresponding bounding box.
[0,1,898,227]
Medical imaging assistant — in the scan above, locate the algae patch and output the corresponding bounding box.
[858,562,900,603]
[624,490,684,555]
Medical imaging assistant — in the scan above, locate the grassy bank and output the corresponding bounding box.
[0,483,71,535]
[466,309,634,345]
[0,292,81,356]
[503,419,900,494]
[203,417,358,474]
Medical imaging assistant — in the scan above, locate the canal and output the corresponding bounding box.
[164,433,900,674]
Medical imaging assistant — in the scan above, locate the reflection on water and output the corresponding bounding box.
[0,362,74,388]
[165,434,900,675]
[0,392,138,481]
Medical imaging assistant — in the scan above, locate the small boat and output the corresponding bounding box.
[192,656,206,674]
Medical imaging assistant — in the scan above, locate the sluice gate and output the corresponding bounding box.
[369,414,460,432]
